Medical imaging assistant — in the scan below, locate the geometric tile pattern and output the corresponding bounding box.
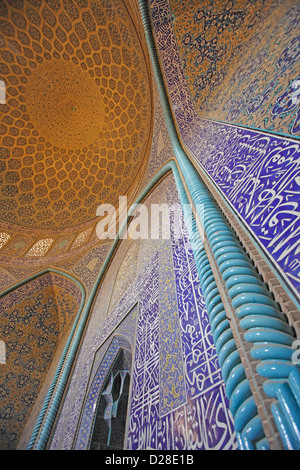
[74,307,136,450]
[126,178,236,450]
[74,336,120,450]
[50,175,236,450]
[0,0,152,229]
[0,272,82,449]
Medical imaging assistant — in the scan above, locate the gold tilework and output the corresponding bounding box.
[0,232,10,248]
[24,60,106,149]
[0,0,152,230]
[0,273,83,450]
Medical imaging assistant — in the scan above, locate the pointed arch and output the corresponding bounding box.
[0,267,86,302]
[0,268,86,450]
[74,334,133,450]
[107,240,140,315]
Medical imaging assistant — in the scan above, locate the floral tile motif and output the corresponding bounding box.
[169,0,300,137]
[0,272,82,449]
[150,0,300,300]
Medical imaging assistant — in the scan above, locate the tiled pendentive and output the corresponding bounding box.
[0,272,83,449]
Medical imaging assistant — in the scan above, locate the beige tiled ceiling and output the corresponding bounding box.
[0,0,152,230]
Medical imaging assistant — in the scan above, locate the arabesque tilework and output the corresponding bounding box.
[0,272,82,449]
[150,0,300,300]
[169,0,300,137]
[0,0,152,230]
[74,306,136,449]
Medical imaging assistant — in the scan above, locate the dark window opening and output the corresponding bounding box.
[90,349,131,450]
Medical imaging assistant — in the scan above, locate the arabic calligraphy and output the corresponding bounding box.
[150,0,300,298]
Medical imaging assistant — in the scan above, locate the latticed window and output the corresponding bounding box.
[90,349,131,450]
[25,238,54,257]
[0,232,10,250]
[71,228,93,249]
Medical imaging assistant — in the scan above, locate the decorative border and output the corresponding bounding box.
[138,0,300,449]
[0,267,85,307]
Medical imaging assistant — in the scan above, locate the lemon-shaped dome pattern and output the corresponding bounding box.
[0,0,152,229]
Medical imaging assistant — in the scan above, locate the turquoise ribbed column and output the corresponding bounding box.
[137,0,300,450]
[171,164,268,449]
[25,0,300,451]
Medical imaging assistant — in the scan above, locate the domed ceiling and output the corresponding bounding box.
[0,0,152,231]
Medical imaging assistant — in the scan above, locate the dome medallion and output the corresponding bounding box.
[25,60,106,150]
[0,0,152,231]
